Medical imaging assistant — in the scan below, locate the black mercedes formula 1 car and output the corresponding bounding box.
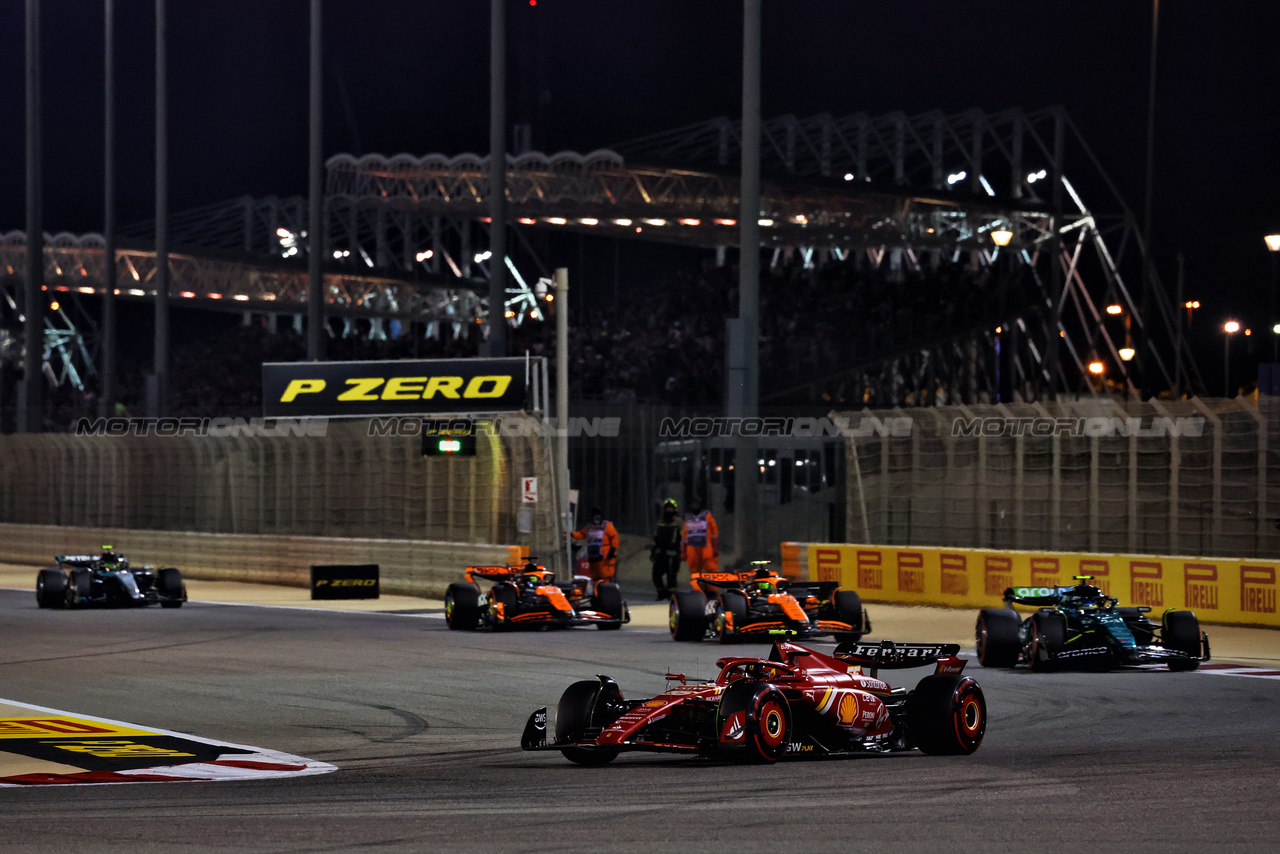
[36,548,187,609]
[668,562,869,643]
[444,559,628,631]
[521,639,986,764]
[975,576,1209,671]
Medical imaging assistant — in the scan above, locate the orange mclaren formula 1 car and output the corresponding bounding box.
[667,562,869,643]
[521,639,986,764]
[444,559,629,631]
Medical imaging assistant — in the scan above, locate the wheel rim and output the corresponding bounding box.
[960,695,982,736]
[755,697,787,755]
[444,595,454,624]
[668,602,678,636]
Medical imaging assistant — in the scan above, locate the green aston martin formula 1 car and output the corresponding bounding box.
[975,576,1209,672]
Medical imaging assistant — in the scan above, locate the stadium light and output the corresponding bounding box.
[613,219,632,226]
[49,301,59,311]
[1026,169,1048,183]
[843,173,854,181]
[990,228,1013,247]
[1224,320,1241,396]
[946,171,967,185]
[1087,361,1105,375]
[1265,235,1280,252]
[1119,347,1135,361]
[1106,304,1123,315]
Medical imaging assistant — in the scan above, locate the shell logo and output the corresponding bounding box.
[837,693,859,725]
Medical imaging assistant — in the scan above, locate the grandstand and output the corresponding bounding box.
[1,105,1197,421]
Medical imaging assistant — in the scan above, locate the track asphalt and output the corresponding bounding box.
[2,569,1279,852]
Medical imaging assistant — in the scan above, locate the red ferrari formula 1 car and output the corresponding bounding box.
[521,639,985,764]
[445,559,628,631]
[668,562,869,643]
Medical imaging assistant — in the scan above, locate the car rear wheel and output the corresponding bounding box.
[444,582,482,630]
[908,674,986,755]
[669,590,709,641]
[976,608,1021,667]
[158,568,185,608]
[555,679,622,766]
[66,569,92,608]
[717,590,748,644]
[1163,610,1201,671]
[36,569,66,609]
[717,681,790,763]
[593,582,624,630]
[832,589,865,642]
[1028,611,1066,672]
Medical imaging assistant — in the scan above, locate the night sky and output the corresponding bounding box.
[1,1,1278,329]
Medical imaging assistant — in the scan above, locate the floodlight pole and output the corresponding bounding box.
[554,267,570,575]
[151,0,168,418]
[22,0,43,433]
[487,0,508,357]
[101,0,117,416]
[732,0,762,559]
[307,0,325,361]
[1140,0,1160,397]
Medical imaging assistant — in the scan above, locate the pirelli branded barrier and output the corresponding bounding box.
[310,564,380,600]
[783,542,1280,628]
[263,358,529,418]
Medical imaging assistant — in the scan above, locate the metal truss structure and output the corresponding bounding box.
[616,106,1196,403]
[0,229,483,321]
[55,105,1190,405]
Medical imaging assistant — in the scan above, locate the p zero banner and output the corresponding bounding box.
[263,358,528,418]
[801,543,1280,628]
[311,564,380,600]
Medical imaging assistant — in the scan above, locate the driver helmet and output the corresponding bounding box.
[753,578,776,595]
[1072,583,1104,606]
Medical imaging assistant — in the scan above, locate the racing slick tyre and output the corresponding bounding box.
[717,681,790,764]
[593,582,624,630]
[832,589,866,643]
[717,590,748,644]
[1163,610,1202,671]
[976,608,1021,668]
[1027,611,1066,672]
[907,674,986,755]
[66,569,92,608]
[157,568,185,608]
[555,679,622,766]
[488,584,518,632]
[444,582,483,630]
[36,569,67,609]
[670,590,709,641]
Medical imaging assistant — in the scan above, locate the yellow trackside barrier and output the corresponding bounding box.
[784,542,1280,629]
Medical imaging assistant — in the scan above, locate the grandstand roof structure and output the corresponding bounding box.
[4,105,1197,404]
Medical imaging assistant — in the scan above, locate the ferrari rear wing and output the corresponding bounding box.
[834,640,962,670]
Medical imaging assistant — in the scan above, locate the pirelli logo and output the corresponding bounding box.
[1130,561,1164,607]
[983,555,1012,597]
[897,552,925,594]
[940,553,969,596]
[263,358,528,417]
[1184,564,1220,610]
[1241,566,1277,614]
[855,550,883,590]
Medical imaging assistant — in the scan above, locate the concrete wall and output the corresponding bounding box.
[0,523,518,598]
